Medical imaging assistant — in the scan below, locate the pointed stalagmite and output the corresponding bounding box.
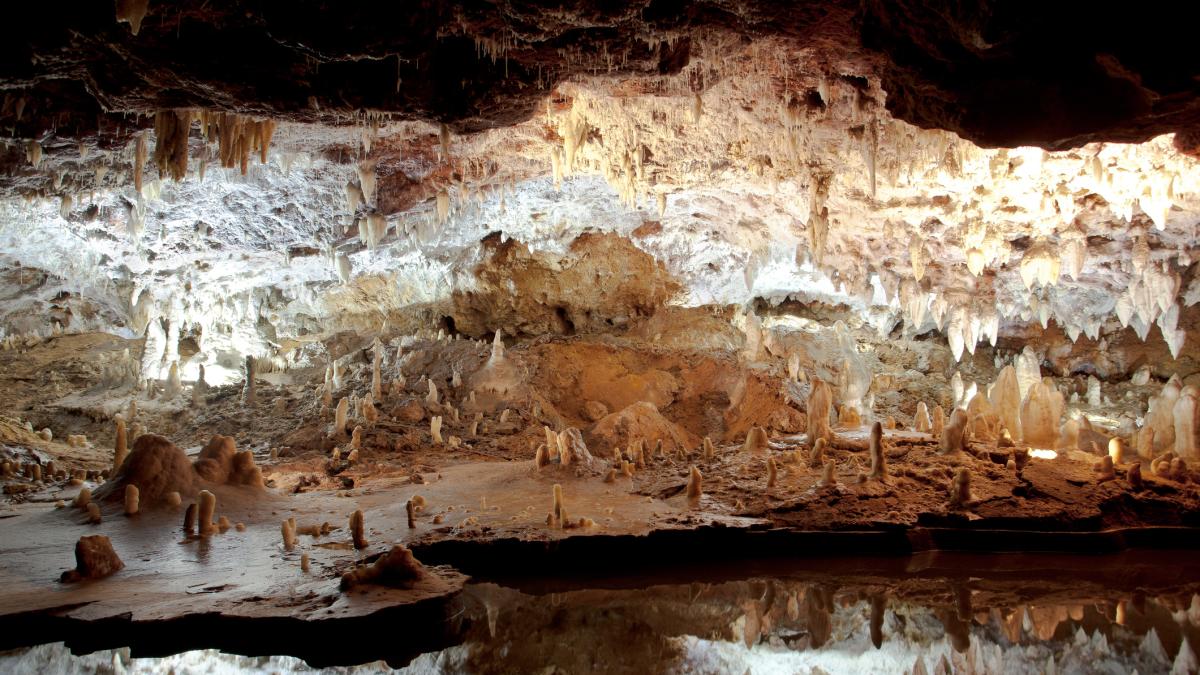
[1021,378,1065,448]
[932,405,945,437]
[112,415,128,473]
[702,436,715,461]
[990,365,1022,441]
[431,416,443,444]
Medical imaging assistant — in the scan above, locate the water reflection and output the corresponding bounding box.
[3,551,1200,673]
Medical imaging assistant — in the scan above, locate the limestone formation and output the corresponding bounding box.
[431,416,443,444]
[1128,462,1144,490]
[949,468,971,508]
[339,544,428,591]
[183,503,197,535]
[87,503,102,524]
[243,355,256,407]
[1021,378,1065,448]
[198,490,216,536]
[809,437,827,469]
[941,408,970,454]
[73,488,91,508]
[914,402,931,434]
[686,466,702,504]
[766,456,777,489]
[334,398,349,437]
[123,484,139,516]
[350,509,367,549]
[819,461,836,487]
[868,422,885,479]
[932,405,946,437]
[807,380,833,446]
[742,426,769,453]
[60,535,124,583]
[1109,438,1126,465]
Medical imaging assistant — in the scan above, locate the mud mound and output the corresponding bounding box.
[99,434,198,503]
[590,401,700,454]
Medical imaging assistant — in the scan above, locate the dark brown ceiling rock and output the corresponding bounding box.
[862,0,1200,149]
[0,0,1196,154]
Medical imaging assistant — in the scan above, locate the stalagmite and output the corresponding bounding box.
[87,503,102,524]
[686,466,702,504]
[431,416,443,444]
[949,468,971,508]
[112,415,128,473]
[334,398,349,436]
[868,422,886,479]
[1109,438,1126,464]
[350,509,367,549]
[703,436,715,461]
[123,485,139,516]
[426,380,439,406]
[1096,455,1116,481]
[941,408,969,454]
[1128,462,1144,490]
[301,553,310,573]
[281,519,297,550]
[766,456,777,489]
[743,426,769,452]
[183,503,196,535]
[809,437,826,468]
[73,488,92,508]
[351,425,363,451]
[165,491,181,507]
[990,366,1023,441]
[932,405,946,437]
[164,361,182,398]
[470,412,482,437]
[819,461,836,487]
[371,341,383,401]
[808,380,833,446]
[197,490,216,536]
[551,483,566,529]
[1021,379,1065,448]
[1174,387,1199,462]
[60,535,124,583]
[914,402,931,434]
[363,396,378,427]
[534,444,549,470]
[407,499,416,528]
[242,355,256,407]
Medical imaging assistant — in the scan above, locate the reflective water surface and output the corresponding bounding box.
[3,551,1200,674]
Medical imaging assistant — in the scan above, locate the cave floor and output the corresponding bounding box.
[2,331,1199,669]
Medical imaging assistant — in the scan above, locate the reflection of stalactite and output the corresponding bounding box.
[939,608,971,654]
[870,595,886,649]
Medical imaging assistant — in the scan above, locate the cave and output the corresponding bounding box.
[1,2,1200,673]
